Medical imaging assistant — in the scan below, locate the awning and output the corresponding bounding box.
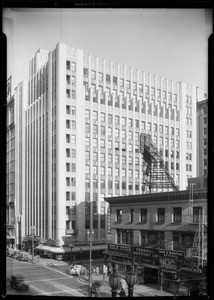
[63,244,107,253]
[36,244,65,254]
[36,243,107,254]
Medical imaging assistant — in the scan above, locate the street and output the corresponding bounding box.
[6,257,89,296]
[6,256,173,297]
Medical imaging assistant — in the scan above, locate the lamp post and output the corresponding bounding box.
[109,262,120,297]
[87,230,94,282]
[69,243,74,265]
[31,226,35,262]
[126,265,137,297]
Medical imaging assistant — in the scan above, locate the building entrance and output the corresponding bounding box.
[144,267,158,285]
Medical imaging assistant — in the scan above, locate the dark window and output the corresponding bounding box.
[116,209,122,222]
[157,208,165,222]
[193,207,203,223]
[66,60,70,70]
[130,209,134,223]
[140,209,147,223]
[173,207,182,223]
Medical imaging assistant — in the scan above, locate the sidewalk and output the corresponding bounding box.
[37,257,173,297]
[81,273,173,297]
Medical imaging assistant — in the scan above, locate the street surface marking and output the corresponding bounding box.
[25,277,67,283]
[38,288,85,296]
[43,264,74,278]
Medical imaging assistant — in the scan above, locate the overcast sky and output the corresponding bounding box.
[3,8,212,91]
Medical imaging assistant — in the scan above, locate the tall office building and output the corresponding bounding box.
[197,98,208,177]
[6,78,28,248]
[12,42,207,246]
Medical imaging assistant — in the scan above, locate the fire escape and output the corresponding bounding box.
[140,133,178,193]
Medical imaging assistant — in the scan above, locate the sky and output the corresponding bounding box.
[3,8,213,91]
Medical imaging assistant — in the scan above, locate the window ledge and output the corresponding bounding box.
[172,222,182,224]
[115,221,122,224]
[155,221,165,224]
[138,222,147,224]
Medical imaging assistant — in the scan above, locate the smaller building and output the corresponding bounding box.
[105,188,207,296]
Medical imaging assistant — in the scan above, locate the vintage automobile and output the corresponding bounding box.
[10,275,29,291]
[16,252,29,262]
[69,264,86,276]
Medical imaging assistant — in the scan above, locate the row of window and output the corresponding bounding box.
[115,229,195,250]
[85,150,180,163]
[84,136,181,152]
[85,177,180,190]
[86,122,180,138]
[85,93,179,119]
[116,206,203,224]
[83,67,178,100]
[86,110,180,135]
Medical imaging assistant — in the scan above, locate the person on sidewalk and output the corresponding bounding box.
[103,265,107,280]
[120,288,126,297]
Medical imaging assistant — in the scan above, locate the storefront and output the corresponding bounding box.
[107,243,187,294]
[106,244,133,275]
[178,258,207,296]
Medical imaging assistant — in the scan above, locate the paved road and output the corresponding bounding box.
[6,257,89,297]
[6,257,173,297]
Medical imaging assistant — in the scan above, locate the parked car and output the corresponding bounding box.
[69,264,85,276]
[16,252,29,262]
[10,275,29,291]
[14,251,22,260]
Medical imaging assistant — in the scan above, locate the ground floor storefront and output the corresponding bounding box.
[106,244,207,296]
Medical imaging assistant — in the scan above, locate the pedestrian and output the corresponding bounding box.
[103,265,107,280]
[96,266,99,275]
[120,288,126,297]
[93,267,96,276]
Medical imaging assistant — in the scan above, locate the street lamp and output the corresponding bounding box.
[69,243,74,265]
[109,262,120,297]
[31,226,35,262]
[125,265,137,297]
[87,230,94,282]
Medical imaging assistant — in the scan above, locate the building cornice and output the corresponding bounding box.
[105,189,207,204]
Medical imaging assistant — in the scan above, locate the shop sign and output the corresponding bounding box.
[133,247,159,265]
[158,249,184,259]
[107,251,130,258]
[159,257,177,271]
[180,258,201,274]
[108,244,131,253]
